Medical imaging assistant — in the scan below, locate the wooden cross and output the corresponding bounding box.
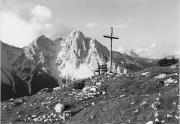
[103,27,119,72]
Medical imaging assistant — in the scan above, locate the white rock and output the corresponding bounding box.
[131,102,135,105]
[134,109,138,113]
[155,118,159,122]
[175,115,179,119]
[154,112,159,117]
[156,97,160,101]
[120,94,125,97]
[167,114,173,118]
[44,119,48,122]
[96,82,102,86]
[90,87,96,92]
[173,101,176,105]
[31,115,36,118]
[59,115,65,121]
[154,73,166,79]
[55,103,64,113]
[141,101,147,106]
[53,87,61,91]
[33,118,39,122]
[92,102,95,106]
[142,72,150,76]
[164,78,177,86]
[146,121,153,124]
[158,93,162,96]
[161,120,165,123]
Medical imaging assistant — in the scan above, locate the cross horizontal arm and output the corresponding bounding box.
[103,35,119,39]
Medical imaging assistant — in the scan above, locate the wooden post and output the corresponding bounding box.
[103,27,119,73]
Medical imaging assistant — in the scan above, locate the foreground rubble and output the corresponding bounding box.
[1,66,179,124]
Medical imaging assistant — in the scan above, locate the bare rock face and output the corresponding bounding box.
[55,30,129,79]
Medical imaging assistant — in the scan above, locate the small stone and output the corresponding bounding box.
[161,120,165,123]
[96,82,102,86]
[37,92,41,95]
[44,119,48,122]
[131,102,135,105]
[173,101,176,105]
[9,98,14,102]
[59,115,65,121]
[146,121,153,124]
[155,118,159,122]
[90,87,96,92]
[134,109,138,113]
[167,114,173,118]
[33,118,39,122]
[154,112,159,117]
[120,94,125,97]
[92,102,95,106]
[156,97,160,101]
[31,115,36,118]
[158,93,162,96]
[175,115,179,119]
[141,101,147,106]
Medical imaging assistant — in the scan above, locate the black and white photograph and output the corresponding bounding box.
[0,0,179,123]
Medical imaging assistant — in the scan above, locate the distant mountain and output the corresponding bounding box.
[1,30,157,100]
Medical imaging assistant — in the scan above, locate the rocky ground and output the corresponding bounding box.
[1,65,179,124]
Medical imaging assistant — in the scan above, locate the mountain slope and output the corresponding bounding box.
[1,38,59,100]
[1,65,179,123]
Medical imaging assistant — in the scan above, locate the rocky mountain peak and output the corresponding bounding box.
[69,29,85,40]
[31,35,55,49]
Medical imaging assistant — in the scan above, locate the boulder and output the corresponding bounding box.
[54,103,64,113]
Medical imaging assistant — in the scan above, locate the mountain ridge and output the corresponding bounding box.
[1,30,157,100]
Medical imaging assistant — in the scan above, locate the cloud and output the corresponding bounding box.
[86,23,98,29]
[86,22,128,29]
[105,23,128,29]
[150,42,156,49]
[31,5,52,23]
[0,5,72,47]
[133,42,158,58]
[0,11,37,47]
[117,46,126,53]
[174,49,180,56]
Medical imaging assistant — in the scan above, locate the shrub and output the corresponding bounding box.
[158,57,178,67]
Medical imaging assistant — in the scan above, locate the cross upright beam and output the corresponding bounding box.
[103,27,119,73]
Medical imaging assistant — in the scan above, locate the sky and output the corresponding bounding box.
[0,0,179,58]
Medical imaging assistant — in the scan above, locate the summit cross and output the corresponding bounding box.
[103,27,119,73]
